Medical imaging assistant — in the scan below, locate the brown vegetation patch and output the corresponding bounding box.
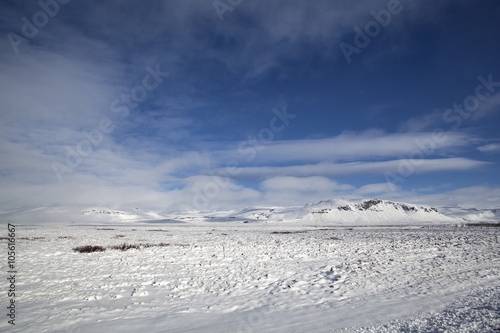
[73,245,106,253]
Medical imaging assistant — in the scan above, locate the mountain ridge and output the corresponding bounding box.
[1,198,498,225]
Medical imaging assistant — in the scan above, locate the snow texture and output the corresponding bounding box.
[2,222,499,332]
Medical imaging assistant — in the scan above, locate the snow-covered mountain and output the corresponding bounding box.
[439,206,500,224]
[227,199,456,225]
[2,198,498,225]
[0,206,165,224]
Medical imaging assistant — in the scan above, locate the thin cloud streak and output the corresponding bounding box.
[221,131,475,165]
[216,158,489,179]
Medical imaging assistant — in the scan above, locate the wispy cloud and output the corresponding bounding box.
[0,0,499,217]
[221,158,488,180]
[261,176,353,192]
[478,143,500,153]
[395,186,500,210]
[355,182,396,195]
[222,131,474,165]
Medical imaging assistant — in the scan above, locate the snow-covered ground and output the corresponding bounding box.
[2,222,499,332]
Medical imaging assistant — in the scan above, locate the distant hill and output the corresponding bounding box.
[2,198,498,225]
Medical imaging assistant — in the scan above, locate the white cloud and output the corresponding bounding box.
[474,91,500,120]
[399,90,500,132]
[178,175,262,212]
[225,158,489,179]
[398,110,444,132]
[356,183,395,195]
[261,176,353,192]
[393,186,500,210]
[223,131,474,165]
[258,176,352,207]
[478,143,500,153]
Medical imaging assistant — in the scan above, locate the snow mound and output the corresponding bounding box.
[266,198,456,225]
[0,206,165,224]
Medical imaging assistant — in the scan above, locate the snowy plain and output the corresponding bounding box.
[2,220,499,332]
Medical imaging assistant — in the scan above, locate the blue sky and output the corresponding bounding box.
[0,0,499,214]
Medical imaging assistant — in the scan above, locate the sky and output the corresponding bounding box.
[0,0,499,216]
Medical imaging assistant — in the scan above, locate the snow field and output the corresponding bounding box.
[1,224,498,332]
